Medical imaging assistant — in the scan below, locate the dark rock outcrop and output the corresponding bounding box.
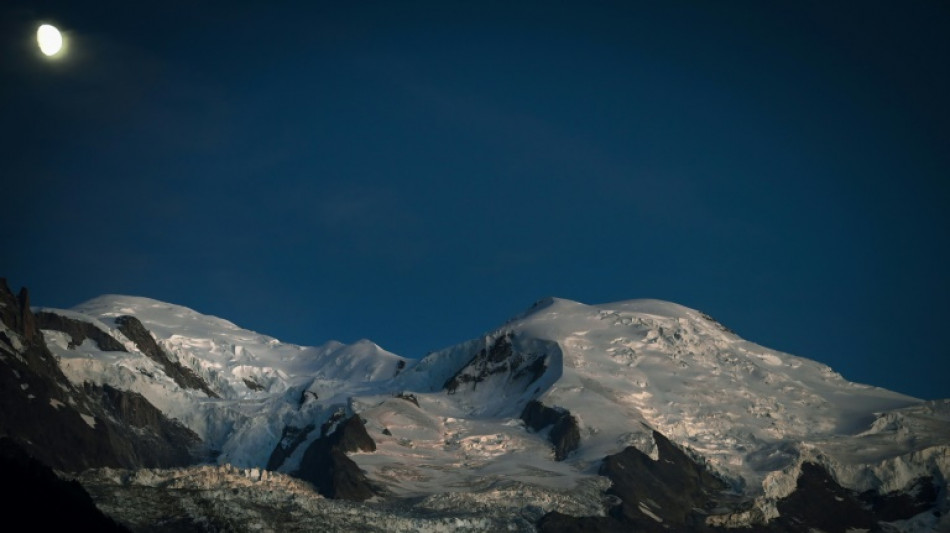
[295,414,377,500]
[266,423,316,471]
[34,311,127,352]
[861,476,938,522]
[243,377,265,391]
[444,333,549,394]
[541,439,941,533]
[299,389,318,406]
[114,315,219,398]
[0,438,129,532]
[701,464,938,532]
[395,392,419,407]
[321,408,348,436]
[330,415,377,454]
[1,280,202,472]
[86,383,202,466]
[0,279,22,338]
[699,311,736,335]
[769,462,878,532]
[539,430,727,532]
[521,400,580,461]
[17,287,37,343]
[1,279,39,346]
[600,431,728,529]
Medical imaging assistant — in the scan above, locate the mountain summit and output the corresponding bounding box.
[1,279,947,531]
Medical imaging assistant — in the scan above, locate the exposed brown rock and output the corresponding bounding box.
[115,314,219,398]
[34,311,127,352]
[521,400,580,461]
[294,414,377,501]
[1,280,203,473]
[17,287,36,343]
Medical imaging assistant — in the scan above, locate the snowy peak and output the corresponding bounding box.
[68,294,409,388]
[511,296,736,340]
[73,294,248,340]
[6,282,948,531]
[406,296,927,492]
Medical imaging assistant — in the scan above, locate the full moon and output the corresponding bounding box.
[37,24,63,56]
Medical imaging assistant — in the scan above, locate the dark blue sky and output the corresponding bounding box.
[2,2,948,399]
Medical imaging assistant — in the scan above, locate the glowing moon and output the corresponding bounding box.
[37,24,63,56]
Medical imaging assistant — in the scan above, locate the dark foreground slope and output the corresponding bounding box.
[0,437,128,532]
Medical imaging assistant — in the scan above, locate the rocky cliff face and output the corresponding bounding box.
[539,430,729,532]
[266,423,315,471]
[34,310,127,352]
[520,400,580,461]
[540,432,945,533]
[443,333,549,396]
[0,279,201,472]
[294,415,377,500]
[114,314,218,398]
[0,283,37,345]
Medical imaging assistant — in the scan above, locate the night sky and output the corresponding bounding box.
[2,2,947,399]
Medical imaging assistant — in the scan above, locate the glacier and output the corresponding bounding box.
[3,286,947,531]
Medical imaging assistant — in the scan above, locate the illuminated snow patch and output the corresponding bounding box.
[639,502,663,522]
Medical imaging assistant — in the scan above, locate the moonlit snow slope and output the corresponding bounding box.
[42,295,409,466]
[36,294,950,527]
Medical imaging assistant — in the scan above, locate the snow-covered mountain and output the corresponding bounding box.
[2,279,948,532]
[44,294,409,467]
